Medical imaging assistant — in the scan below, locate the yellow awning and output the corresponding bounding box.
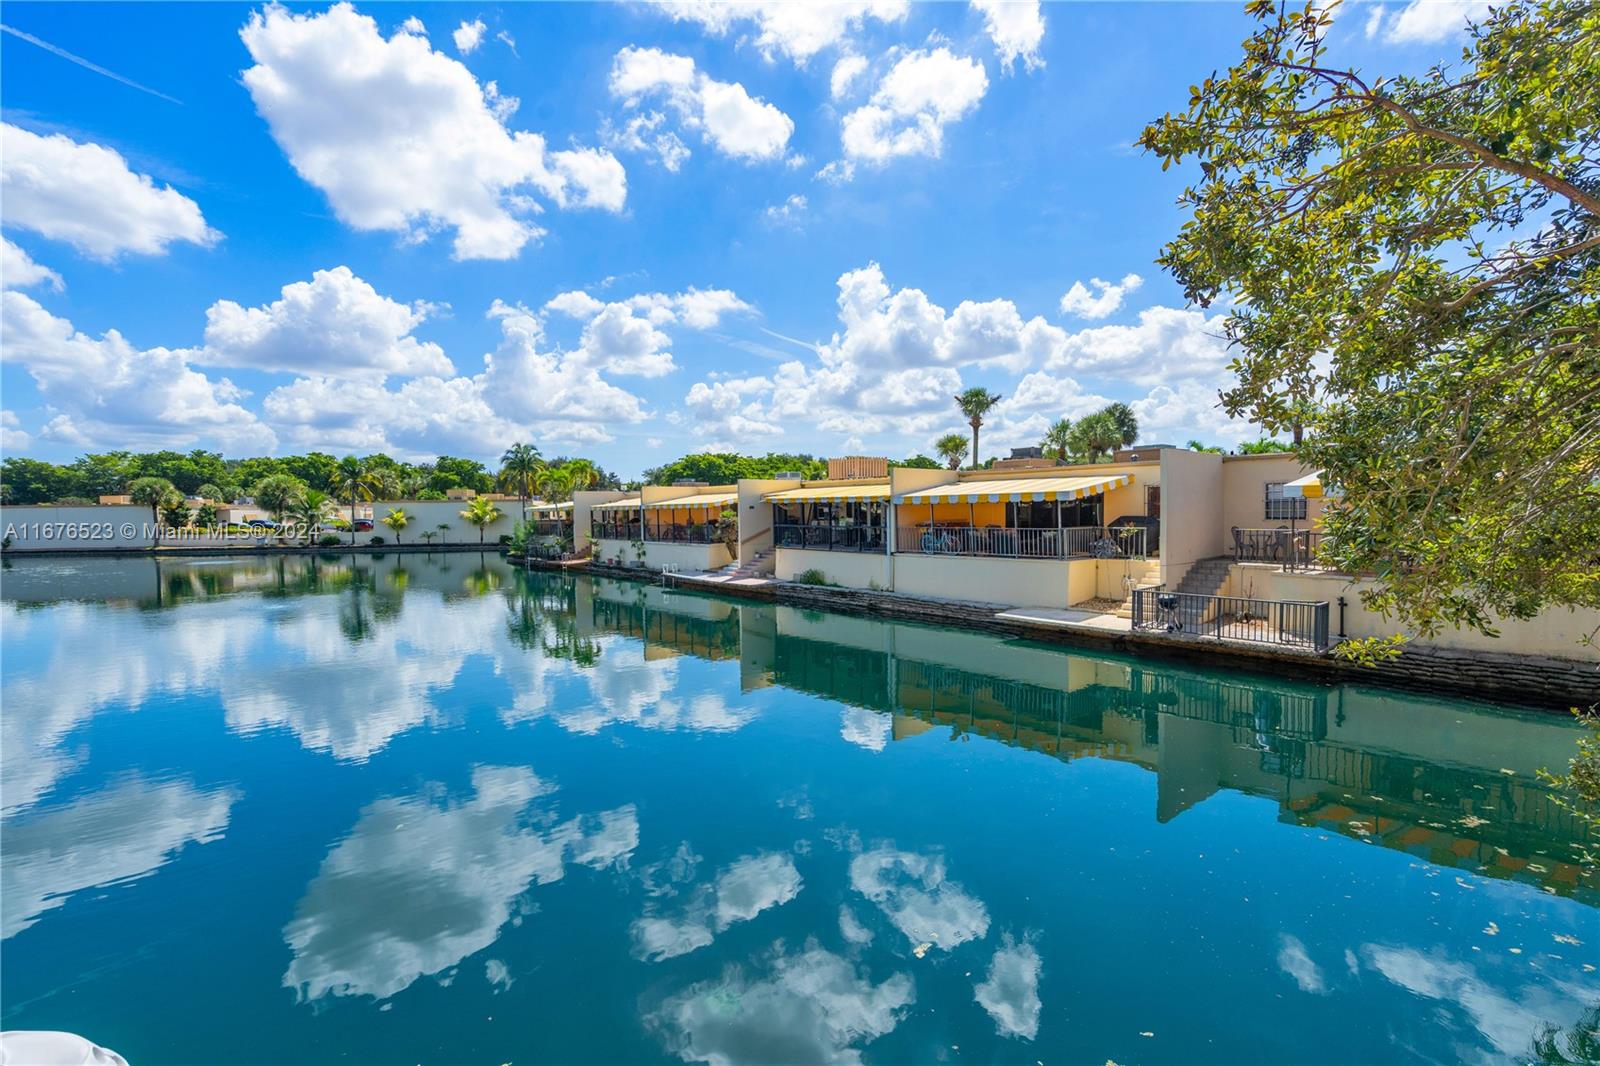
[530,502,572,513]
[591,496,642,511]
[896,472,1133,504]
[1283,471,1326,498]
[764,482,891,504]
[641,491,737,510]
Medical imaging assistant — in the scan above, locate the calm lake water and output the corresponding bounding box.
[2,552,1595,1065]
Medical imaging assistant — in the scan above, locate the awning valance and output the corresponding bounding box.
[641,491,737,510]
[530,502,572,513]
[896,473,1133,505]
[591,496,642,512]
[1283,471,1331,499]
[765,483,891,504]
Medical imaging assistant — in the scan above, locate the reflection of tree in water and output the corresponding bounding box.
[505,569,601,667]
[1531,1002,1599,1065]
[336,563,404,644]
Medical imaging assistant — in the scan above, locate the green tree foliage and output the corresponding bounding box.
[380,506,411,545]
[1042,418,1074,461]
[954,387,1003,470]
[889,455,942,470]
[642,453,827,485]
[429,455,495,494]
[934,433,970,470]
[252,473,306,522]
[499,442,542,519]
[1236,439,1294,454]
[460,496,504,544]
[1140,0,1599,638]
[127,477,176,546]
[1068,411,1123,463]
[1185,440,1226,454]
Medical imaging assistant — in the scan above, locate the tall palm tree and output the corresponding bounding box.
[1068,411,1122,463]
[128,476,177,547]
[1103,402,1139,447]
[954,387,1002,470]
[1043,418,1074,461]
[334,455,375,546]
[500,442,541,520]
[380,507,411,544]
[460,496,504,545]
[934,433,970,470]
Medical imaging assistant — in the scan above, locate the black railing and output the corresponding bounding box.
[894,524,1146,560]
[644,522,719,544]
[591,519,641,541]
[1232,527,1337,572]
[528,520,567,536]
[773,523,886,553]
[1130,585,1330,650]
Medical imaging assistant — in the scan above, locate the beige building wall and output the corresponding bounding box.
[1157,448,1224,587]
[365,499,518,545]
[1237,565,1600,661]
[1218,454,1330,556]
[572,490,632,555]
[895,553,1090,609]
[774,546,893,589]
[735,478,791,571]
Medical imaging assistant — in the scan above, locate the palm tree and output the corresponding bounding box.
[563,458,599,493]
[954,387,1002,470]
[334,455,375,546]
[536,464,574,502]
[1103,402,1139,447]
[252,474,304,527]
[934,433,970,470]
[196,482,227,503]
[381,507,411,544]
[500,442,541,520]
[461,496,504,545]
[1042,418,1074,461]
[437,522,452,545]
[290,489,334,545]
[1068,411,1122,463]
[128,476,177,547]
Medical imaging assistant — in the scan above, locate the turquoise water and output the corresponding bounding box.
[1,552,1595,1065]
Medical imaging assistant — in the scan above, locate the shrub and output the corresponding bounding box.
[318,533,342,547]
[369,535,385,546]
[795,568,832,586]
[497,533,513,546]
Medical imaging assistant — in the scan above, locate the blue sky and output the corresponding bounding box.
[0,0,1484,477]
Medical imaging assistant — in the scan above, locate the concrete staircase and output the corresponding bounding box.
[716,549,773,581]
[1172,556,1234,599]
[1114,559,1164,619]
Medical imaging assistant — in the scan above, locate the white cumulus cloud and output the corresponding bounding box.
[652,1,908,65]
[839,47,988,164]
[610,46,795,164]
[200,266,452,379]
[1058,273,1143,320]
[1,237,63,291]
[452,17,485,53]
[971,0,1046,72]
[240,3,625,261]
[1370,1,1491,43]
[974,936,1043,1039]
[1,123,218,261]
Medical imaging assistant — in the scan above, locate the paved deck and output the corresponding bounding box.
[993,606,1133,635]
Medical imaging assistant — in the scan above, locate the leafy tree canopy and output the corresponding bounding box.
[1140,0,1599,638]
[643,452,827,485]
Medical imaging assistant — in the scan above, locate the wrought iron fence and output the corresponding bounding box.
[894,524,1146,560]
[1231,527,1337,571]
[644,522,718,544]
[1130,586,1330,650]
[773,523,886,553]
[591,519,641,541]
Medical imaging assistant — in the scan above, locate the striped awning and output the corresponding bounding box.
[591,496,642,511]
[765,482,891,504]
[641,491,736,510]
[530,501,572,513]
[1283,471,1330,499]
[896,472,1133,504]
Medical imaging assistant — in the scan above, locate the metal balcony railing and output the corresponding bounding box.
[773,523,887,553]
[1130,586,1331,650]
[1232,528,1338,571]
[894,524,1146,560]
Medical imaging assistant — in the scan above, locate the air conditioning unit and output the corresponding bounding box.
[774,471,804,480]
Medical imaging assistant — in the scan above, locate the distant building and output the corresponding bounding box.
[1114,444,1176,462]
[992,446,1061,472]
[99,494,133,505]
[445,488,477,500]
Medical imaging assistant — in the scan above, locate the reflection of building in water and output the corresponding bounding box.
[765,606,1598,904]
[575,578,774,692]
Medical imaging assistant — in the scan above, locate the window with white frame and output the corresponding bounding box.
[1264,481,1308,520]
